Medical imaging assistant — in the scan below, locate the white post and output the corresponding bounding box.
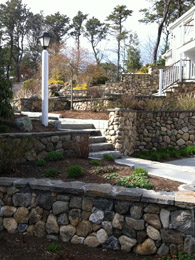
[42,49,48,126]
[159,69,163,96]
[179,59,183,82]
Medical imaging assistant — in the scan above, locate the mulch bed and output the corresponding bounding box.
[3,158,182,192]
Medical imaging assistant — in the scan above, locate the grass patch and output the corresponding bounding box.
[115,168,153,190]
[42,168,60,177]
[45,151,64,161]
[88,159,102,166]
[0,124,9,133]
[103,154,115,162]
[66,165,83,178]
[35,159,46,167]
[94,165,118,175]
[46,242,62,253]
[133,146,195,162]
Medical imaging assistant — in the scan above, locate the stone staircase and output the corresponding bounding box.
[57,118,121,159]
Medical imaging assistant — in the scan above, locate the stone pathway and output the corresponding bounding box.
[116,156,195,184]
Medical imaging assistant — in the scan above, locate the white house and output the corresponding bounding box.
[159,6,195,93]
[163,6,195,65]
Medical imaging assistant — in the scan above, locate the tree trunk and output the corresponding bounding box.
[153,0,172,64]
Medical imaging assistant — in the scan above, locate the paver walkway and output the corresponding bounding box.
[116,156,195,184]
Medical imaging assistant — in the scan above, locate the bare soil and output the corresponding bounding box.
[0,231,157,260]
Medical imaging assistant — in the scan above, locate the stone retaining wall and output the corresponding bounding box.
[166,82,195,98]
[12,97,70,112]
[105,66,163,96]
[0,178,194,256]
[0,131,90,163]
[106,109,195,155]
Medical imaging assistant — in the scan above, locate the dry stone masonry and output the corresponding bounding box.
[0,178,195,256]
[106,109,195,155]
[0,131,90,162]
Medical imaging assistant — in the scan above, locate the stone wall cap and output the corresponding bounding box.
[83,183,113,199]
[115,187,143,201]
[141,190,175,205]
[0,131,73,137]
[0,177,19,186]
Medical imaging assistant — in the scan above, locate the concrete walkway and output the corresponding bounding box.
[115,156,195,185]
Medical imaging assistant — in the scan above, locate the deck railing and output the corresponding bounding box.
[159,59,195,95]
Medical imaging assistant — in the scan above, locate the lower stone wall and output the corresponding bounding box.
[0,178,194,256]
[106,109,195,155]
[12,97,70,112]
[0,131,90,163]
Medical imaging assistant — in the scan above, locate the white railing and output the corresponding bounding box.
[159,59,195,95]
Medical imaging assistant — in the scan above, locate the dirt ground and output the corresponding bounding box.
[3,158,182,192]
[0,231,157,260]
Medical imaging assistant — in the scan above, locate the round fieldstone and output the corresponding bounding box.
[144,214,161,229]
[1,206,16,217]
[46,214,59,234]
[130,204,143,219]
[97,229,108,244]
[52,201,69,215]
[115,201,129,215]
[36,193,56,210]
[82,198,93,212]
[57,213,69,225]
[119,235,137,252]
[134,238,157,255]
[29,208,42,225]
[34,221,46,237]
[125,217,144,231]
[84,236,100,248]
[70,197,82,209]
[12,193,32,207]
[14,207,29,224]
[76,221,92,237]
[102,235,120,251]
[101,221,113,235]
[71,235,84,244]
[146,225,161,241]
[89,209,104,224]
[160,208,170,229]
[60,225,76,242]
[69,209,81,226]
[18,223,28,233]
[112,213,124,230]
[3,218,18,233]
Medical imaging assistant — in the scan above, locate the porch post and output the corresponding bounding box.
[179,60,183,82]
[159,69,163,96]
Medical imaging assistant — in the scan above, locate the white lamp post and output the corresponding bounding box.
[39,32,51,126]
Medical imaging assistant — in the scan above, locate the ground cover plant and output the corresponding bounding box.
[133,146,195,161]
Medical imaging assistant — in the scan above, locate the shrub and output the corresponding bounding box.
[45,151,64,161]
[94,165,118,175]
[0,124,9,133]
[0,75,13,119]
[35,159,46,167]
[103,154,115,162]
[66,165,83,178]
[42,168,60,177]
[176,93,195,110]
[105,173,118,179]
[46,243,62,253]
[73,135,90,159]
[88,160,102,166]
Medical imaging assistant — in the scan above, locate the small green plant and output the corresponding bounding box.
[94,165,118,175]
[115,167,153,190]
[103,154,115,162]
[35,159,46,167]
[42,168,60,177]
[105,173,119,179]
[66,165,83,178]
[45,151,64,161]
[46,242,62,253]
[88,159,102,166]
[0,124,9,133]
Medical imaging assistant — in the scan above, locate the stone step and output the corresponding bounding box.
[59,123,95,129]
[89,143,114,152]
[57,128,102,136]
[89,150,121,160]
[89,136,107,144]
